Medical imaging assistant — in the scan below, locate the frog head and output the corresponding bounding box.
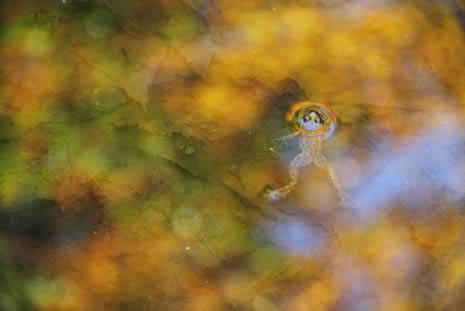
[286,101,337,138]
[299,110,324,131]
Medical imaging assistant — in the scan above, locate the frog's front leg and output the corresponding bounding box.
[264,152,312,202]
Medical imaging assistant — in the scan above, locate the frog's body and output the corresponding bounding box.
[265,101,346,204]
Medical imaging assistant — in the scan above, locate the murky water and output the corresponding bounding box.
[1,0,465,310]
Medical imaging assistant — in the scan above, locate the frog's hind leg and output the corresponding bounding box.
[265,152,311,202]
[313,155,349,206]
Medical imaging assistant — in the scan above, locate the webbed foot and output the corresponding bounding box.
[261,185,292,203]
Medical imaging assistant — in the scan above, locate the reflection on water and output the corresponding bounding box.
[351,110,465,220]
[2,0,465,310]
[268,214,326,256]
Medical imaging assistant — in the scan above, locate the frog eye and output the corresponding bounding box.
[307,111,323,124]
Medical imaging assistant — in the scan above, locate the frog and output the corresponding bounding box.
[264,101,348,205]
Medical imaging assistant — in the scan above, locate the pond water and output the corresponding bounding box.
[1,0,465,310]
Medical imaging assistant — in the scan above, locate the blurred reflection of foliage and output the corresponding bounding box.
[1,0,465,310]
[0,240,34,311]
